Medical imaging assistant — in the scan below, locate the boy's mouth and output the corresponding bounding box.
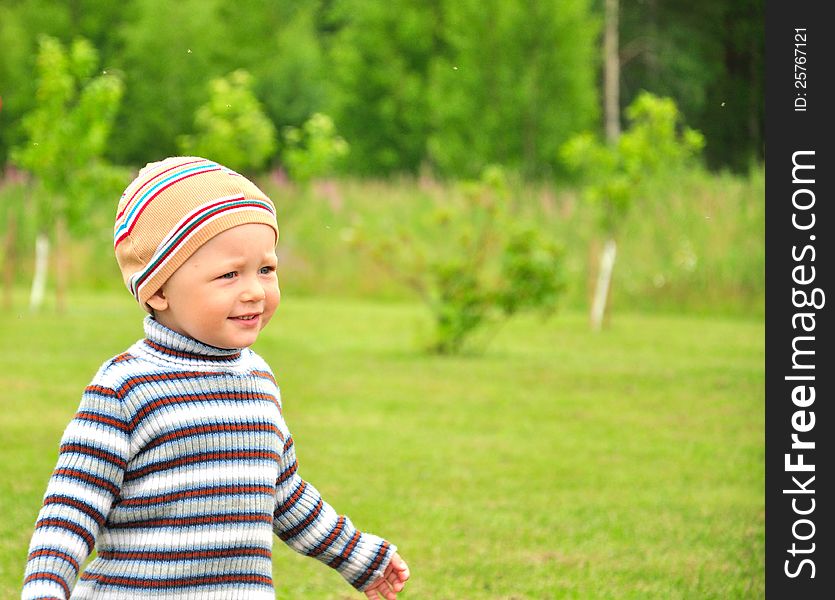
[230,313,261,321]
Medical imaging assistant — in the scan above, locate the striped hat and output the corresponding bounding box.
[114,156,278,311]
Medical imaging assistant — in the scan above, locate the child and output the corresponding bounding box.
[21,156,409,600]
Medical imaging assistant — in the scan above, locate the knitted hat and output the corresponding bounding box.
[114,156,278,311]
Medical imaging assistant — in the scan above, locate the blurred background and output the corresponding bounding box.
[0,1,764,598]
[0,0,763,320]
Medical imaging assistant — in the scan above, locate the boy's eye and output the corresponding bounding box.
[259,266,276,275]
[219,271,237,280]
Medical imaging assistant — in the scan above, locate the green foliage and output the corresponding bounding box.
[619,0,764,171]
[326,0,599,178]
[326,0,437,175]
[0,1,71,166]
[114,0,229,164]
[0,0,763,176]
[215,1,326,131]
[10,35,125,232]
[178,69,277,173]
[427,0,600,178]
[560,92,704,234]
[498,227,565,316]
[349,166,565,353]
[281,113,349,183]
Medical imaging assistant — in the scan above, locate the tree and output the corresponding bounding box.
[560,92,704,330]
[0,1,67,166]
[1,0,763,176]
[10,35,125,312]
[112,0,228,164]
[326,0,439,175]
[427,0,599,178]
[327,0,599,178]
[603,0,620,142]
[618,0,763,171]
[0,0,128,167]
[216,0,327,136]
[178,69,277,174]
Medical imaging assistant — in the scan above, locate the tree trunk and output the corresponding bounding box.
[590,238,616,332]
[592,0,620,331]
[587,238,600,308]
[29,233,49,311]
[55,216,69,314]
[604,0,620,142]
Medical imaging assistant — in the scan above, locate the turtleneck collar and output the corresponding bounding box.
[142,316,243,363]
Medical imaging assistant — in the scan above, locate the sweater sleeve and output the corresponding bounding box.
[21,377,130,600]
[272,434,396,592]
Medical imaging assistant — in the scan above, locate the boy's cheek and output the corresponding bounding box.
[264,293,280,323]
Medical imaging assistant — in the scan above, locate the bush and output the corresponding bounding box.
[347,166,566,353]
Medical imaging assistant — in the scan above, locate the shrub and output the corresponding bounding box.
[347,166,566,353]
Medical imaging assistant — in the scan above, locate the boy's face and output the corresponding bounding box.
[146,223,280,349]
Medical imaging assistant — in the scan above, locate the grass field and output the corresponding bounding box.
[0,292,764,599]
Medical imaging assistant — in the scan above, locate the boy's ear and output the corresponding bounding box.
[146,288,169,312]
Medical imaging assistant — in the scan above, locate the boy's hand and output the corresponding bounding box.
[363,552,410,600]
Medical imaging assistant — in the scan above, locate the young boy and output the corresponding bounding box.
[21,156,409,600]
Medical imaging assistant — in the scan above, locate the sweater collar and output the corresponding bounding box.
[142,316,243,362]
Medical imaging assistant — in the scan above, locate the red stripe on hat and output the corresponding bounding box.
[130,200,272,296]
[114,167,222,247]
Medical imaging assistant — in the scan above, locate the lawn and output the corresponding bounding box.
[0,292,764,599]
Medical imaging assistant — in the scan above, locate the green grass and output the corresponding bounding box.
[0,292,764,599]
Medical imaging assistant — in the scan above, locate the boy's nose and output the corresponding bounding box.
[240,276,266,302]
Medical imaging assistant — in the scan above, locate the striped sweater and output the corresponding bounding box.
[22,317,394,599]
